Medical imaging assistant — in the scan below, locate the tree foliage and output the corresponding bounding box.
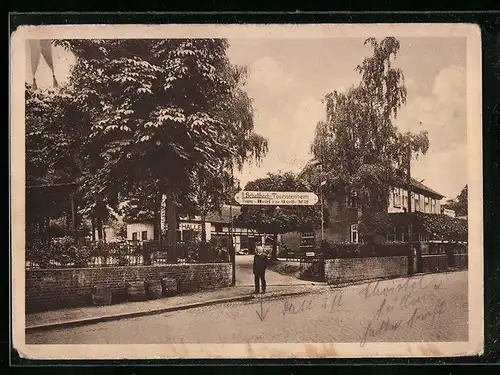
[310,37,430,217]
[51,39,266,206]
[236,172,321,234]
[443,185,468,217]
[389,212,468,242]
[26,39,268,248]
[25,85,92,238]
[25,85,92,187]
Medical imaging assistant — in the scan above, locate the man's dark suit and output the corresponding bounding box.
[253,253,268,293]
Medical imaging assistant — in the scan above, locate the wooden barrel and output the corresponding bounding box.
[145,280,163,299]
[92,285,112,306]
[161,277,178,296]
[126,280,146,302]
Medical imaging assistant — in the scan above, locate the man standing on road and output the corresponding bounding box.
[253,245,269,294]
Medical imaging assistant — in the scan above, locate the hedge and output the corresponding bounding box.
[389,212,467,241]
[26,237,142,268]
[26,236,229,268]
[319,240,410,259]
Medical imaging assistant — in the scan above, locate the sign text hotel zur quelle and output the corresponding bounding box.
[234,191,319,206]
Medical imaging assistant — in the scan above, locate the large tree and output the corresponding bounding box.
[189,77,267,246]
[310,37,429,240]
[26,79,127,243]
[47,39,267,256]
[25,83,92,240]
[236,172,322,260]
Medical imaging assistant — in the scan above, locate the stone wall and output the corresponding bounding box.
[26,263,232,312]
[324,256,408,285]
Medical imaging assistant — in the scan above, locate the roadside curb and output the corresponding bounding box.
[26,287,328,332]
[325,270,466,290]
[249,288,328,301]
[26,294,254,332]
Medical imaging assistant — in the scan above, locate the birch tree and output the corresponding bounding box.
[311,37,429,239]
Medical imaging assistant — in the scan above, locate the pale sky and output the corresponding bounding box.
[26,37,467,200]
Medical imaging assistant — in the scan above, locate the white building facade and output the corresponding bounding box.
[387,186,442,215]
[126,221,154,242]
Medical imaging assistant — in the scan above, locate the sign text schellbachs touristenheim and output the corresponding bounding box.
[234,191,319,206]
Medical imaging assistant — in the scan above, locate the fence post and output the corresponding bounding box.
[143,242,151,266]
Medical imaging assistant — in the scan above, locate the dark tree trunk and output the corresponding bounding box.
[166,189,177,261]
[66,211,71,234]
[71,194,78,242]
[158,193,163,242]
[153,195,160,241]
[43,216,50,242]
[97,218,103,241]
[91,218,96,241]
[200,214,208,261]
[37,219,44,241]
[271,233,278,261]
[201,215,207,244]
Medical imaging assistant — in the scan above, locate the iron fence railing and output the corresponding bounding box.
[25,239,231,269]
[26,255,230,269]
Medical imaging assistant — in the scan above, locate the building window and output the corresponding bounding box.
[414,194,421,212]
[393,188,401,208]
[141,231,148,241]
[350,224,359,244]
[345,194,358,208]
[387,227,397,242]
[424,196,430,213]
[132,232,138,241]
[403,193,408,210]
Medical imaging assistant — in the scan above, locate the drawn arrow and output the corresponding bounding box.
[255,293,270,321]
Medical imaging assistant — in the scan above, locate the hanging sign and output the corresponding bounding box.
[234,191,319,206]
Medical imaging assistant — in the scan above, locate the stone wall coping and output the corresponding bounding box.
[26,263,231,272]
[324,255,407,261]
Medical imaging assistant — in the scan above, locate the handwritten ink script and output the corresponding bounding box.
[280,293,343,317]
[255,294,270,321]
[359,275,447,347]
[254,273,454,347]
[358,275,444,300]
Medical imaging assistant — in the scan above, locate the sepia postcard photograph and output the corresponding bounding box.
[10,23,483,359]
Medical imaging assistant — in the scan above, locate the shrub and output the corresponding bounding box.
[26,237,120,268]
[372,241,410,257]
[26,238,52,267]
[454,243,468,254]
[359,211,391,242]
[319,241,360,258]
[72,243,92,267]
[51,236,79,266]
[389,212,467,241]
